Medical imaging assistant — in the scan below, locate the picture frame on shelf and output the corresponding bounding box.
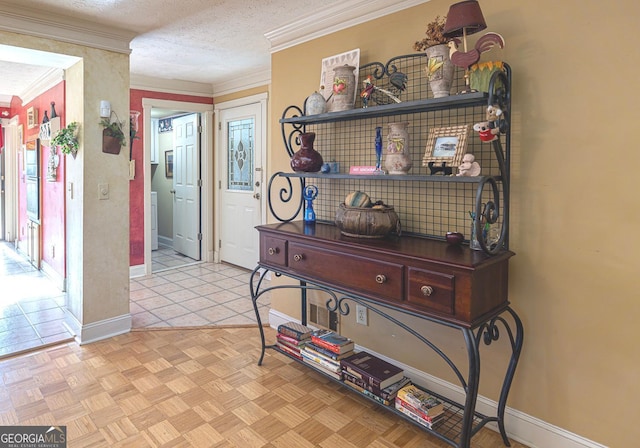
[165,150,173,178]
[27,107,38,129]
[422,124,470,168]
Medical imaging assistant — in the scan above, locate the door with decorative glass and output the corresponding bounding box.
[218,102,264,269]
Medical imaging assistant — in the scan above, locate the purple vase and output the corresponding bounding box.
[291,132,324,172]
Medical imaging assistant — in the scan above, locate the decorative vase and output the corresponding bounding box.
[424,44,455,98]
[305,91,327,115]
[291,132,324,172]
[330,64,356,112]
[384,122,412,175]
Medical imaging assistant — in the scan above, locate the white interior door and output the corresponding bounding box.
[218,102,264,269]
[172,114,200,260]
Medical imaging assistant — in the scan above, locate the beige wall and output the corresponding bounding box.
[0,31,131,331]
[268,1,640,446]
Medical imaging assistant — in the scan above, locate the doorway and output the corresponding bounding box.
[142,99,214,276]
[149,111,201,272]
[215,93,267,270]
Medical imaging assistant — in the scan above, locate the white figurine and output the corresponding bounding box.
[457,153,481,177]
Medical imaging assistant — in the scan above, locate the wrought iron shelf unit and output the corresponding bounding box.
[273,54,512,255]
[254,55,521,448]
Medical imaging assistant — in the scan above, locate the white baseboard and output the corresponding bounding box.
[158,235,173,247]
[65,313,131,345]
[40,260,66,291]
[267,309,606,448]
[129,264,146,278]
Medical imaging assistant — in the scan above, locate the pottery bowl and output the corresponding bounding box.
[445,231,464,245]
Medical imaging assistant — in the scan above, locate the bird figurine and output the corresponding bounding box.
[360,75,404,108]
[447,32,505,70]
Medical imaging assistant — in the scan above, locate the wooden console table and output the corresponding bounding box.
[251,221,523,448]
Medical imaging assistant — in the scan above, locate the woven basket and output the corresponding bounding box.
[334,203,401,238]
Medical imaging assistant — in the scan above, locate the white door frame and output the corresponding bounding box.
[141,99,214,276]
[2,117,19,243]
[214,92,268,264]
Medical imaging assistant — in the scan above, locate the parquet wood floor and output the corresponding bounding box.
[0,327,530,447]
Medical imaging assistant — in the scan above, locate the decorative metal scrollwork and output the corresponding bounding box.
[267,172,304,223]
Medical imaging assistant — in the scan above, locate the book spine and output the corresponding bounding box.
[305,343,343,360]
[342,371,383,395]
[278,326,308,340]
[276,333,304,347]
[301,351,341,373]
[342,365,384,389]
[276,342,302,360]
[302,358,342,380]
[361,388,391,406]
[310,336,343,353]
[379,378,411,401]
[303,346,341,365]
[394,396,440,423]
[395,402,434,429]
[396,386,442,414]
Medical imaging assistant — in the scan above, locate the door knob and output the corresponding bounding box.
[253,193,260,199]
[170,190,176,194]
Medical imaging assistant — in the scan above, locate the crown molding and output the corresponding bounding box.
[265,0,429,53]
[20,68,64,105]
[130,74,214,98]
[212,67,271,97]
[0,4,135,54]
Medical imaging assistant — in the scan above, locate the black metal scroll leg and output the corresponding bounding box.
[300,281,307,326]
[496,307,524,446]
[250,266,269,366]
[460,328,480,448]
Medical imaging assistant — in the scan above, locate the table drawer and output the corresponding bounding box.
[260,235,287,267]
[407,267,455,315]
[288,242,403,302]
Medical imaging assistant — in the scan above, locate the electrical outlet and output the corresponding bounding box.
[356,304,368,326]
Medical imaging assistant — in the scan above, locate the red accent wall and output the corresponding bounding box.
[12,83,66,276]
[129,89,213,266]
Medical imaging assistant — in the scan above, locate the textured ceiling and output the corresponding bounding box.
[0,0,344,101]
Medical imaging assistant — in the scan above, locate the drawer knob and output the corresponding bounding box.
[421,285,434,296]
[268,247,279,256]
[293,254,303,262]
[375,274,387,284]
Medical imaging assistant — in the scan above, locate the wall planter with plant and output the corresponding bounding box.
[100,117,126,155]
[413,15,454,98]
[50,121,80,159]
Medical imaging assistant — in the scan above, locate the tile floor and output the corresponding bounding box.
[0,242,74,358]
[0,241,270,359]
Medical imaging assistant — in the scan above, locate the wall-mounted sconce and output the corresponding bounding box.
[99,100,111,118]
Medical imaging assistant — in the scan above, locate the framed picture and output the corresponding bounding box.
[27,107,38,129]
[165,150,173,178]
[422,125,470,168]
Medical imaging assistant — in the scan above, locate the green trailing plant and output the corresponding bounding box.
[99,117,126,147]
[50,121,80,155]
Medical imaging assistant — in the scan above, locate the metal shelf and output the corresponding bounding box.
[280,93,488,125]
[270,345,492,448]
[276,171,502,184]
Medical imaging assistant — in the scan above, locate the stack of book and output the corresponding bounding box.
[276,321,314,360]
[301,329,355,380]
[340,351,409,405]
[394,384,445,429]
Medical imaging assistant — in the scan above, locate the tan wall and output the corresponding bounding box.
[268,1,640,446]
[0,31,131,328]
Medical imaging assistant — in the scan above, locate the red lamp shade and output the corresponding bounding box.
[443,0,487,38]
